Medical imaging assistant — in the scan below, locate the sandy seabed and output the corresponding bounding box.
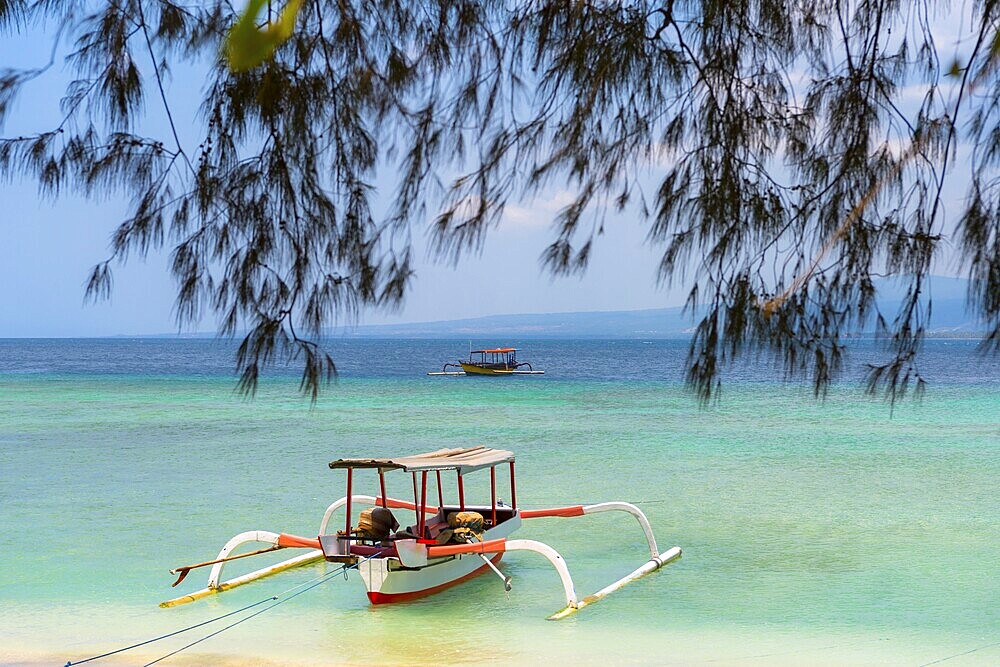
[4,615,1000,667]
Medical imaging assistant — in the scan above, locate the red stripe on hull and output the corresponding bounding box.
[366,554,503,604]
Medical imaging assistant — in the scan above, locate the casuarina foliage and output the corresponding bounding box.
[1,1,998,401]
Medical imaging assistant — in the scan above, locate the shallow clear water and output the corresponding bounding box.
[0,339,998,665]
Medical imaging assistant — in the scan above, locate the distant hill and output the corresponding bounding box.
[348,307,696,339]
[128,276,983,339]
[345,276,984,339]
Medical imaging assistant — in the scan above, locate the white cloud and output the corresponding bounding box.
[502,189,578,229]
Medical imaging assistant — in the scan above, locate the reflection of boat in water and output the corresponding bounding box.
[428,347,545,376]
[161,446,681,619]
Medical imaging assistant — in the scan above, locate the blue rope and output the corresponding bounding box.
[65,553,379,667]
[64,597,277,667]
[142,555,377,667]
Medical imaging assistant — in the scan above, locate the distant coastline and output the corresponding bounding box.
[0,276,986,340]
[0,312,988,341]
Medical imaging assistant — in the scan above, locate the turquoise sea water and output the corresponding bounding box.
[0,339,998,666]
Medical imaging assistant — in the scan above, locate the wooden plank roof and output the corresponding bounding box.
[329,446,515,474]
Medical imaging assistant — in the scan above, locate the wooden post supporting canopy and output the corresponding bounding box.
[490,466,497,527]
[509,461,517,510]
[345,468,353,536]
[411,472,419,526]
[419,471,428,537]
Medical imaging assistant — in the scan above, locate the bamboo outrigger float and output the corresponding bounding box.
[162,446,681,619]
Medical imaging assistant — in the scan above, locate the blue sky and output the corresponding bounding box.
[0,20,685,337]
[0,9,975,337]
[1,173,676,337]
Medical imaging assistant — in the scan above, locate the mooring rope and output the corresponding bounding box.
[64,597,276,667]
[917,640,1000,666]
[65,552,381,667]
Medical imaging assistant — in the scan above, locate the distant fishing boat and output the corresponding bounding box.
[162,446,681,619]
[428,347,545,376]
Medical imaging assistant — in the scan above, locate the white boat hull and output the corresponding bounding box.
[360,551,505,603]
[358,513,520,604]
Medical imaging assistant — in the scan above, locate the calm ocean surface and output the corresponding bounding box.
[1,338,998,666]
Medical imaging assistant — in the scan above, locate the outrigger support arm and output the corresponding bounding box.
[505,539,577,607]
[425,538,578,609]
[520,501,660,559]
[206,531,323,588]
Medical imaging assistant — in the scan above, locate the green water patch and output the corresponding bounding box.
[1,375,998,664]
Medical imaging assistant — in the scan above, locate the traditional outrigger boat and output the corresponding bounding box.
[428,347,545,376]
[162,446,681,619]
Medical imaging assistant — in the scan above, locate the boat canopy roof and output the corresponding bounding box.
[472,347,516,354]
[329,446,515,474]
